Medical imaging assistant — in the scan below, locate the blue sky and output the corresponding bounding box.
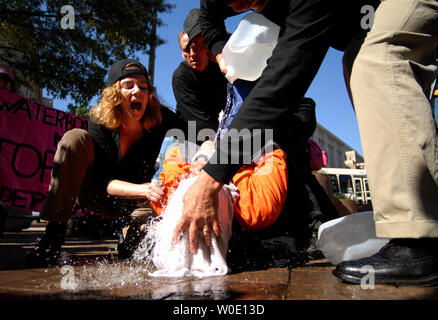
[47,0,364,155]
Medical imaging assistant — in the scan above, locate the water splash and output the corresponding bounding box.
[71,259,154,291]
[131,215,161,266]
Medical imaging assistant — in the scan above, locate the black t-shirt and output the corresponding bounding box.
[87,106,187,190]
[172,61,227,136]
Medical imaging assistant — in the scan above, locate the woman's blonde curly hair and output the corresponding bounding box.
[90,63,162,131]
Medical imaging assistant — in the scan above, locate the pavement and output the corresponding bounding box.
[1,220,438,304]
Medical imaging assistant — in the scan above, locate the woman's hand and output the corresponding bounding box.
[143,182,165,202]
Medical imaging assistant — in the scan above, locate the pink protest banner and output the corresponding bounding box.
[0,89,88,212]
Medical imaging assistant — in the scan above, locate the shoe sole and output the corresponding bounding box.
[332,269,438,286]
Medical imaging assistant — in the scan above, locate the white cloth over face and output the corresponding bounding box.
[146,177,237,278]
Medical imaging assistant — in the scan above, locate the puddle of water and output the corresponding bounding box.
[30,254,153,292]
[30,253,236,299]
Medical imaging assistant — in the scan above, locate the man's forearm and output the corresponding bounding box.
[200,0,236,56]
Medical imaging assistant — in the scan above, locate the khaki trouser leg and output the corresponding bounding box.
[347,0,438,238]
[40,129,95,223]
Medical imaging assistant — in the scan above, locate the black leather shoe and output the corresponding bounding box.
[25,222,67,268]
[333,238,438,286]
[25,238,63,267]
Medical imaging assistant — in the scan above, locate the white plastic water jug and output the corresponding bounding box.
[316,211,390,265]
[222,12,280,83]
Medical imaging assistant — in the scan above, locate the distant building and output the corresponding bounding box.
[311,123,364,169]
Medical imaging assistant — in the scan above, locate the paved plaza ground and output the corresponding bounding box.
[1,221,437,308]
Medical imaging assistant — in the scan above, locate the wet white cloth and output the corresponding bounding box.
[144,176,237,278]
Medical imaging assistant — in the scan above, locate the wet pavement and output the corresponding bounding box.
[1,221,438,303]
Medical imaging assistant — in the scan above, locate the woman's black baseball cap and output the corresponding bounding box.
[107,59,149,86]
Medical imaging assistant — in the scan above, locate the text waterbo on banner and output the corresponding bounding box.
[0,90,88,212]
